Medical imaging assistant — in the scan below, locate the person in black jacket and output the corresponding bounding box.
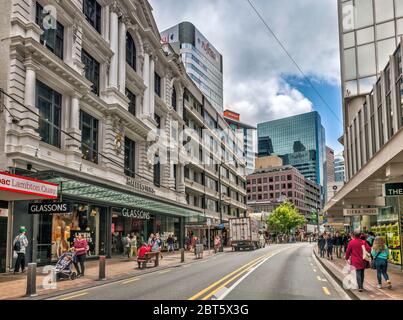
[318,234,326,258]
[334,232,343,258]
[326,234,334,260]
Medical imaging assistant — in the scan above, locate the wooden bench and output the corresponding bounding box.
[137,251,160,269]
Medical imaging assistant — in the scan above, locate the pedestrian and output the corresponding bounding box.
[137,242,151,260]
[13,226,28,274]
[367,232,375,247]
[334,232,343,258]
[259,233,265,248]
[342,234,349,254]
[124,234,131,258]
[318,234,326,258]
[152,233,163,260]
[130,234,137,258]
[148,233,154,246]
[345,232,371,292]
[214,235,221,253]
[72,233,88,277]
[167,234,175,253]
[326,234,334,260]
[371,236,392,289]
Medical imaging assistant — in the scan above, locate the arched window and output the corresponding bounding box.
[126,32,136,71]
[171,87,177,111]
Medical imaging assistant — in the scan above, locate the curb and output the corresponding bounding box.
[21,250,230,300]
[313,249,359,300]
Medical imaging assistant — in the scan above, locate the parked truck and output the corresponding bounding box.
[229,217,262,251]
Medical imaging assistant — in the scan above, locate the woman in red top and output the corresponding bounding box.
[345,232,371,292]
[73,233,88,277]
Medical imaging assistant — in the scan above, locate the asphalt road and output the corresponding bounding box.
[49,243,348,300]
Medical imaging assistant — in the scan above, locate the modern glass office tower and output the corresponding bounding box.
[334,155,346,182]
[257,112,326,189]
[161,22,224,112]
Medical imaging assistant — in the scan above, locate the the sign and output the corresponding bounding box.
[113,207,151,220]
[126,177,155,194]
[383,183,403,197]
[223,110,240,122]
[28,202,72,214]
[343,208,379,216]
[0,172,58,199]
[218,223,225,230]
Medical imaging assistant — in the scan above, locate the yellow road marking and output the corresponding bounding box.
[59,292,89,300]
[189,253,272,300]
[158,270,172,275]
[323,287,331,296]
[122,277,140,284]
[202,255,272,300]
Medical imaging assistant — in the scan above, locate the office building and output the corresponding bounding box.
[161,22,224,112]
[223,110,256,175]
[326,147,335,183]
[334,154,345,182]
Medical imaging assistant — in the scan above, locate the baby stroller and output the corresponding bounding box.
[55,252,77,281]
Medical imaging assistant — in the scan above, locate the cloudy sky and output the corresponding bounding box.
[149,0,343,153]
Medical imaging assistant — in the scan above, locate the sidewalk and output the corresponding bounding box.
[0,248,232,300]
[313,248,403,300]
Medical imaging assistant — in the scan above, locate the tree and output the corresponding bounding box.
[267,201,307,235]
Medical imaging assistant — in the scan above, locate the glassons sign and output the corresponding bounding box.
[0,172,58,199]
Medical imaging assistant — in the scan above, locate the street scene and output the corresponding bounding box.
[0,0,402,306]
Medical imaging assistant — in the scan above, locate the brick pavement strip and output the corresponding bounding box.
[0,249,231,300]
[313,248,403,300]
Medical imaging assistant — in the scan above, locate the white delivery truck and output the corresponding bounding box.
[229,217,261,251]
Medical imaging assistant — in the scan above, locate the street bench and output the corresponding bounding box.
[137,251,160,269]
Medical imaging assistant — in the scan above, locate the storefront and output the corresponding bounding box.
[10,170,203,264]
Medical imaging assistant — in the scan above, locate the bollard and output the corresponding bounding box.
[155,252,160,267]
[181,248,185,263]
[98,256,106,281]
[26,263,38,297]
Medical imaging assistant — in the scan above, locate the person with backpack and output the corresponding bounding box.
[13,226,28,274]
[371,236,392,289]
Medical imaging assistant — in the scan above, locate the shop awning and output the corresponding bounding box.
[43,176,202,218]
[0,172,58,201]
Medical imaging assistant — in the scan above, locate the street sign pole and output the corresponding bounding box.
[399,197,403,271]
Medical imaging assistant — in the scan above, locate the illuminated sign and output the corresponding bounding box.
[224,110,240,122]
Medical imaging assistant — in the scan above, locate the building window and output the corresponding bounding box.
[126,32,136,71]
[378,106,384,147]
[124,137,136,177]
[155,114,161,129]
[126,88,136,116]
[80,110,99,163]
[81,50,100,95]
[155,72,161,97]
[153,154,161,187]
[172,87,177,111]
[36,80,61,148]
[83,0,101,34]
[36,2,64,59]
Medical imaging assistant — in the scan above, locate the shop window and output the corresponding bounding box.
[36,2,64,60]
[124,137,136,178]
[36,80,62,148]
[83,0,101,34]
[80,110,99,163]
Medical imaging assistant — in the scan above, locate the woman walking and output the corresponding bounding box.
[371,237,392,289]
[130,234,137,258]
[73,233,88,277]
[214,235,221,253]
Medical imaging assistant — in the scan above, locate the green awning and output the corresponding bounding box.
[45,177,202,218]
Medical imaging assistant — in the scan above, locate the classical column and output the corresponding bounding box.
[20,63,39,133]
[118,18,127,94]
[142,53,150,115]
[66,93,81,151]
[109,5,119,89]
[149,56,155,116]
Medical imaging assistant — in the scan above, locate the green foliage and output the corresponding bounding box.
[267,201,307,235]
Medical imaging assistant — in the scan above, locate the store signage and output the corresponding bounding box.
[383,183,403,197]
[0,172,58,199]
[126,177,155,194]
[224,110,240,122]
[115,207,151,220]
[343,208,379,216]
[0,209,8,218]
[28,202,72,214]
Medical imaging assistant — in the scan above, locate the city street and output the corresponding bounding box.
[47,244,347,300]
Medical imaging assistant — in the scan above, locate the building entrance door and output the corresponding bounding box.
[0,217,7,273]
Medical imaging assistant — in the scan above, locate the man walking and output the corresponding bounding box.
[13,226,28,274]
[334,232,343,258]
[346,232,371,292]
[318,234,326,258]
